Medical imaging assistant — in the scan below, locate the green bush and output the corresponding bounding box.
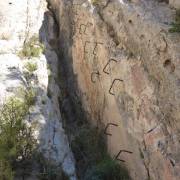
[25,88,37,107]
[0,92,68,179]
[84,157,130,180]
[18,35,44,58]
[0,160,14,180]
[0,97,36,179]
[169,9,180,33]
[169,22,180,33]
[24,62,38,73]
[16,87,36,107]
[36,153,69,180]
[71,125,131,179]
[71,126,106,165]
[91,0,100,6]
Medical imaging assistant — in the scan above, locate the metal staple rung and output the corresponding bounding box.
[109,79,123,96]
[115,150,133,162]
[91,71,100,83]
[103,59,117,75]
[104,123,118,136]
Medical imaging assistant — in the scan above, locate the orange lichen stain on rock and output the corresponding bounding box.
[144,131,174,179]
[131,64,146,96]
[163,159,174,180]
[144,127,164,147]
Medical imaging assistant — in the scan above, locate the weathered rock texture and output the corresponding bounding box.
[0,0,76,179]
[49,0,180,179]
[170,0,180,9]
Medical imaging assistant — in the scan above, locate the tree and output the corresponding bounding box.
[0,97,36,179]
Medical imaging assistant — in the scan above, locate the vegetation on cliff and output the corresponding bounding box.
[169,9,180,33]
[0,96,36,179]
[60,95,130,180]
[91,0,100,6]
[18,35,44,58]
[0,93,70,180]
[71,124,130,180]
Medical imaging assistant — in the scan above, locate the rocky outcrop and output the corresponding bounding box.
[48,0,180,179]
[170,0,180,9]
[0,0,76,179]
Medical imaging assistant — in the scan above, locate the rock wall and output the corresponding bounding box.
[170,0,180,9]
[49,0,180,179]
[0,0,76,179]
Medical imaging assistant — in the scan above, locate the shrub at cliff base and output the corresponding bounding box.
[84,157,130,180]
[71,125,131,180]
[0,97,36,179]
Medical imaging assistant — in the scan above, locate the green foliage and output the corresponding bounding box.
[169,9,180,33]
[24,62,38,73]
[25,88,36,107]
[72,126,106,165]
[18,35,44,58]
[71,125,106,178]
[71,124,130,179]
[16,87,36,107]
[0,97,36,179]
[175,9,180,22]
[0,89,66,179]
[91,0,100,6]
[84,157,130,180]
[169,22,180,33]
[0,160,14,180]
[36,153,69,180]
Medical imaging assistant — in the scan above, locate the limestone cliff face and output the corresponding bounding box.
[170,0,180,8]
[49,0,180,179]
[0,0,76,179]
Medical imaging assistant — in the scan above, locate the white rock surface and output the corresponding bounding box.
[0,0,76,179]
